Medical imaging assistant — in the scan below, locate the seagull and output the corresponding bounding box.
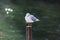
[25,13,40,23]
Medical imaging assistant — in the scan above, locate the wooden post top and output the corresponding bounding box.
[26,23,33,27]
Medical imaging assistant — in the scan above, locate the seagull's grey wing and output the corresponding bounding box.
[30,15,38,21]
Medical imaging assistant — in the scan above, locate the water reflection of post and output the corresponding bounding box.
[26,23,32,40]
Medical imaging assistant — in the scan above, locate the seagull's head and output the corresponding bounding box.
[26,13,31,16]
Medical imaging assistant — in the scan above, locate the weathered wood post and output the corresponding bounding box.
[26,23,32,40]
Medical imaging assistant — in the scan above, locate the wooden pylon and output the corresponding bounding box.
[26,23,32,40]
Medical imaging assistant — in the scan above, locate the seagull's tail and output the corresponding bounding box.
[36,19,40,21]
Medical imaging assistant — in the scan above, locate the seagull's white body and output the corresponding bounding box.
[25,13,40,23]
